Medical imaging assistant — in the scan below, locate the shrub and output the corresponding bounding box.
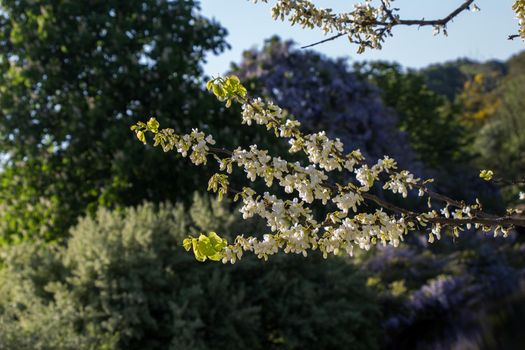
[0,194,381,350]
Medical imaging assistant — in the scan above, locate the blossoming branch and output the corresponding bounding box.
[131,76,525,263]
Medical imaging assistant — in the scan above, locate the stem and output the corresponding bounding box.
[301,0,475,49]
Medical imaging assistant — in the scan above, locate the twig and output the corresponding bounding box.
[301,0,475,49]
[301,33,346,49]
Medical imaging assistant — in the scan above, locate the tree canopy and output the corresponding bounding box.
[0,0,233,241]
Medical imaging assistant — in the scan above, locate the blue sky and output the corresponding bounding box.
[200,0,525,76]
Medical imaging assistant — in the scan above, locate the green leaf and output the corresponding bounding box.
[479,169,494,181]
[207,252,223,261]
[208,231,226,251]
[186,232,227,262]
[367,173,375,187]
[212,84,224,98]
[182,238,192,251]
[197,234,217,257]
[228,75,240,84]
[147,118,159,133]
[136,131,146,144]
[238,85,247,97]
[192,238,207,262]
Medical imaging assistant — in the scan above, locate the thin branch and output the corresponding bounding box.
[380,0,397,23]
[301,0,475,49]
[301,33,346,49]
[362,192,414,216]
[395,0,475,26]
[209,146,233,157]
[360,190,525,228]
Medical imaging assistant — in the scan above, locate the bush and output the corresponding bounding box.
[362,233,525,349]
[0,194,381,350]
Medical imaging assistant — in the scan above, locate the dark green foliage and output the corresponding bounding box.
[421,51,525,204]
[419,60,470,101]
[0,196,381,350]
[507,51,525,76]
[248,255,381,350]
[420,59,506,102]
[474,73,525,202]
[0,0,241,242]
[354,62,469,169]
[354,61,500,206]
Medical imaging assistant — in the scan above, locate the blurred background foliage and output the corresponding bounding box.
[0,196,380,350]
[0,1,525,349]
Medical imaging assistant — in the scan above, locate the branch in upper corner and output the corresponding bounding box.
[298,0,476,50]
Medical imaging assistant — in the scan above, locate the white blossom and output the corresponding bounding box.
[332,191,363,213]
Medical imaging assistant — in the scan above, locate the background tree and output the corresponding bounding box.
[0,0,234,242]
[354,62,468,170]
[457,72,501,124]
[0,197,381,350]
[420,59,506,103]
[474,73,525,202]
[353,61,500,206]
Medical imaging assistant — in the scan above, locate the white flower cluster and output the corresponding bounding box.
[241,97,290,127]
[253,0,400,52]
[223,191,407,262]
[332,191,363,213]
[134,122,216,166]
[384,170,419,198]
[255,0,344,33]
[428,224,442,243]
[242,97,366,175]
[234,189,318,260]
[303,132,344,171]
[251,1,504,54]
[238,190,314,227]
[318,210,406,258]
[188,130,216,165]
[230,145,330,203]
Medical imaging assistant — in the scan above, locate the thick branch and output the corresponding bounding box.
[361,192,413,216]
